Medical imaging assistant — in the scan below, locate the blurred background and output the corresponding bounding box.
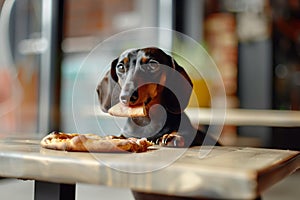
[1,0,299,149]
[0,0,299,199]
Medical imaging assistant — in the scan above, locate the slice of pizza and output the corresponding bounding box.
[108,103,147,117]
[40,131,153,153]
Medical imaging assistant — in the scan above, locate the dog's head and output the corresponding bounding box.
[97,47,193,115]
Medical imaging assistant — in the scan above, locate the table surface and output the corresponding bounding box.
[0,138,299,199]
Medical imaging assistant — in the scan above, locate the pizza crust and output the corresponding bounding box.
[40,131,153,153]
[108,103,147,117]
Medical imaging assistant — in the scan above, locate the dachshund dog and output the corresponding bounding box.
[97,47,218,147]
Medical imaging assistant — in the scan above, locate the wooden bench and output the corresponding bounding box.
[0,138,299,200]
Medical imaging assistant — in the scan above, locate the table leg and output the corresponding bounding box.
[34,181,76,200]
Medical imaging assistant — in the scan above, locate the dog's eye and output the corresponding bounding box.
[149,60,160,71]
[141,59,160,72]
[116,63,126,74]
[149,59,159,64]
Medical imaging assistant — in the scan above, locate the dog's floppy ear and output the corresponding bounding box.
[97,58,120,112]
[162,57,193,114]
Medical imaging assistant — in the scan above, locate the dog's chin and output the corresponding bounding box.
[132,100,166,127]
[131,116,151,127]
[128,99,152,126]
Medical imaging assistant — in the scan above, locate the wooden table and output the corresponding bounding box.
[0,138,299,200]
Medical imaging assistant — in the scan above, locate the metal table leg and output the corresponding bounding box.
[34,181,76,200]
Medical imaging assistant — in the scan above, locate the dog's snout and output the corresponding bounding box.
[120,90,139,105]
[120,94,130,105]
[120,91,139,105]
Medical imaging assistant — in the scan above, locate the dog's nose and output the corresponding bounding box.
[120,90,139,105]
[120,95,129,105]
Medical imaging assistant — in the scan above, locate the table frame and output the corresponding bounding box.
[34,181,75,200]
[32,182,263,200]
